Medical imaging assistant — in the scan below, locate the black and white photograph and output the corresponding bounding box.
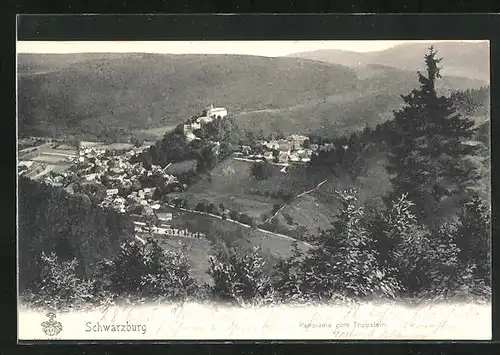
[17,39,491,340]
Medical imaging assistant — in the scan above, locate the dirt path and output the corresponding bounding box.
[264,179,328,224]
[296,179,328,198]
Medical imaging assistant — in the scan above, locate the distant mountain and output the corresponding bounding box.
[18,51,487,141]
[287,42,490,82]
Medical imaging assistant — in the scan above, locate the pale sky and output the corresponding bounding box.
[16,40,486,57]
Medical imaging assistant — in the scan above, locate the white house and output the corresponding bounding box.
[287,134,308,150]
[106,188,119,196]
[263,151,274,161]
[196,116,213,124]
[185,132,199,143]
[207,105,228,119]
[158,213,173,222]
[290,153,300,162]
[85,173,97,181]
[183,124,193,133]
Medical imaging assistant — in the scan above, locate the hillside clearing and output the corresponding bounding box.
[158,205,310,260]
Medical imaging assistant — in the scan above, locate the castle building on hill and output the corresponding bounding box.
[207,104,228,119]
[196,104,228,124]
[184,104,227,141]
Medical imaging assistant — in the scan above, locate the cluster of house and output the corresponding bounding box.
[99,186,161,215]
[18,139,79,179]
[233,134,345,165]
[18,160,43,178]
[183,104,228,142]
[36,143,206,240]
[133,213,206,239]
[41,147,179,215]
[234,134,314,164]
[65,148,174,187]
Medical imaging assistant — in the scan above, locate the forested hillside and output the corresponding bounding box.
[18,176,133,291]
[18,52,485,141]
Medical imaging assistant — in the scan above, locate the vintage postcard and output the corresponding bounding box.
[17,39,491,340]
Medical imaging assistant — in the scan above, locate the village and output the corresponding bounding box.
[18,104,342,245]
[18,136,206,243]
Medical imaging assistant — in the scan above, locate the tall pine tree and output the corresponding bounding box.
[386,46,479,224]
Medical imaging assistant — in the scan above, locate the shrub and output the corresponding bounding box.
[229,210,239,221]
[454,194,491,283]
[206,246,278,306]
[195,202,206,212]
[277,189,401,302]
[98,240,148,295]
[376,193,482,298]
[21,252,97,311]
[207,203,218,215]
[272,241,310,303]
[141,239,198,301]
[96,239,198,302]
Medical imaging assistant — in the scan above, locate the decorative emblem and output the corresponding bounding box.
[41,312,63,336]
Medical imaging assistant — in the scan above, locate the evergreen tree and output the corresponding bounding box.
[386,46,479,223]
[297,189,400,300]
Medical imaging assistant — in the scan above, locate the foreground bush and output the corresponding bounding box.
[141,238,199,301]
[20,252,98,311]
[206,246,278,306]
[374,193,490,300]
[454,194,491,284]
[21,190,490,309]
[96,238,199,302]
[272,189,401,302]
[22,237,201,310]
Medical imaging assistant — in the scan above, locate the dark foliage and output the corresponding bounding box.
[453,194,491,283]
[386,46,479,224]
[20,252,98,311]
[96,238,198,301]
[207,246,277,306]
[18,177,133,293]
[250,160,274,180]
[309,126,381,179]
[450,86,490,117]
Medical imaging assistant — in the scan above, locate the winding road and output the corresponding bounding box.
[164,178,328,248]
[164,203,313,248]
